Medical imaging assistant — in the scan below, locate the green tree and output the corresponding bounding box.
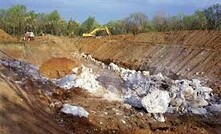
[47,10,60,21]
[35,13,47,34]
[181,10,207,30]
[106,20,126,35]
[24,11,38,32]
[204,4,221,30]
[6,5,28,35]
[145,21,155,32]
[44,10,62,35]
[67,18,80,37]
[0,9,7,30]
[182,15,197,30]
[77,16,100,36]
[194,10,207,30]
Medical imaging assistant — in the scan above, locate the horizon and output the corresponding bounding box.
[1,0,221,24]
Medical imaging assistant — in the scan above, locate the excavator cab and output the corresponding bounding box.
[23,31,34,41]
[83,27,111,37]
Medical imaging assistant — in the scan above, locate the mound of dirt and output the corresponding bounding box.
[0,29,15,42]
[40,58,80,79]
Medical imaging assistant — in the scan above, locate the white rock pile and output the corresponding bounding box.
[71,52,106,68]
[54,65,103,94]
[106,62,221,122]
[69,54,221,121]
[1,56,221,123]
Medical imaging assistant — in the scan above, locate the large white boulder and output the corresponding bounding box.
[180,85,197,101]
[189,97,208,108]
[169,85,180,93]
[55,74,77,89]
[108,62,120,73]
[196,87,213,93]
[141,90,170,113]
[153,113,166,122]
[75,66,102,93]
[191,79,201,87]
[170,97,184,108]
[208,104,221,113]
[142,71,150,77]
[188,107,207,115]
[55,65,102,93]
[61,104,89,118]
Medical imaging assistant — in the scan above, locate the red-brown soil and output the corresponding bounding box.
[39,57,80,79]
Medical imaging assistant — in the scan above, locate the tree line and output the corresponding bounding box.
[0,4,220,36]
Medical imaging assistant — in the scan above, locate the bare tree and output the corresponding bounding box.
[152,12,168,32]
[124,12,148,35]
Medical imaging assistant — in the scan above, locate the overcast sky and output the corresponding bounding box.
[1,0,221,24]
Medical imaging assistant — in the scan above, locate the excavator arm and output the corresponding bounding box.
[83,27,111,37]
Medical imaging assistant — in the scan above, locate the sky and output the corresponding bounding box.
[1,0,221,24]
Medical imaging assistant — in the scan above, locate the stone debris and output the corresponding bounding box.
[208,104,221,113]
[54,74,77,89]
[72,52,107,69]
[0,58,47,82]
[125,95,143,108]
[142,71,150,77]
[108,63,120,73]
[1,57,221,123]
[55,65,102,94]
[153,113,166,122]
[141,90,170,113]
[188,107,207,115]
[105,62,220,121]
[61,104,89,118]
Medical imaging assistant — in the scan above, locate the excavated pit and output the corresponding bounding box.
[1,30,221,134]
[1,55,221,133]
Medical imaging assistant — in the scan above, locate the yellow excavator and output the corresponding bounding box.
[83,26,111,37]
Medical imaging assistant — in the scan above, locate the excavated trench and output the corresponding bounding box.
[1,30,221,134]
[1,53,221,133]
[78,42,220,81]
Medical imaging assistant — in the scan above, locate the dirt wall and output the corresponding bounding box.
[73,31,220,82]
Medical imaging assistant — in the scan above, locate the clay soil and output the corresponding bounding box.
[0,29,17,42]
[0,29,221,134]
[39,57,80,79]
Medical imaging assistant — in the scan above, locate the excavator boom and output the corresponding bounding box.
[83,27,111,37]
